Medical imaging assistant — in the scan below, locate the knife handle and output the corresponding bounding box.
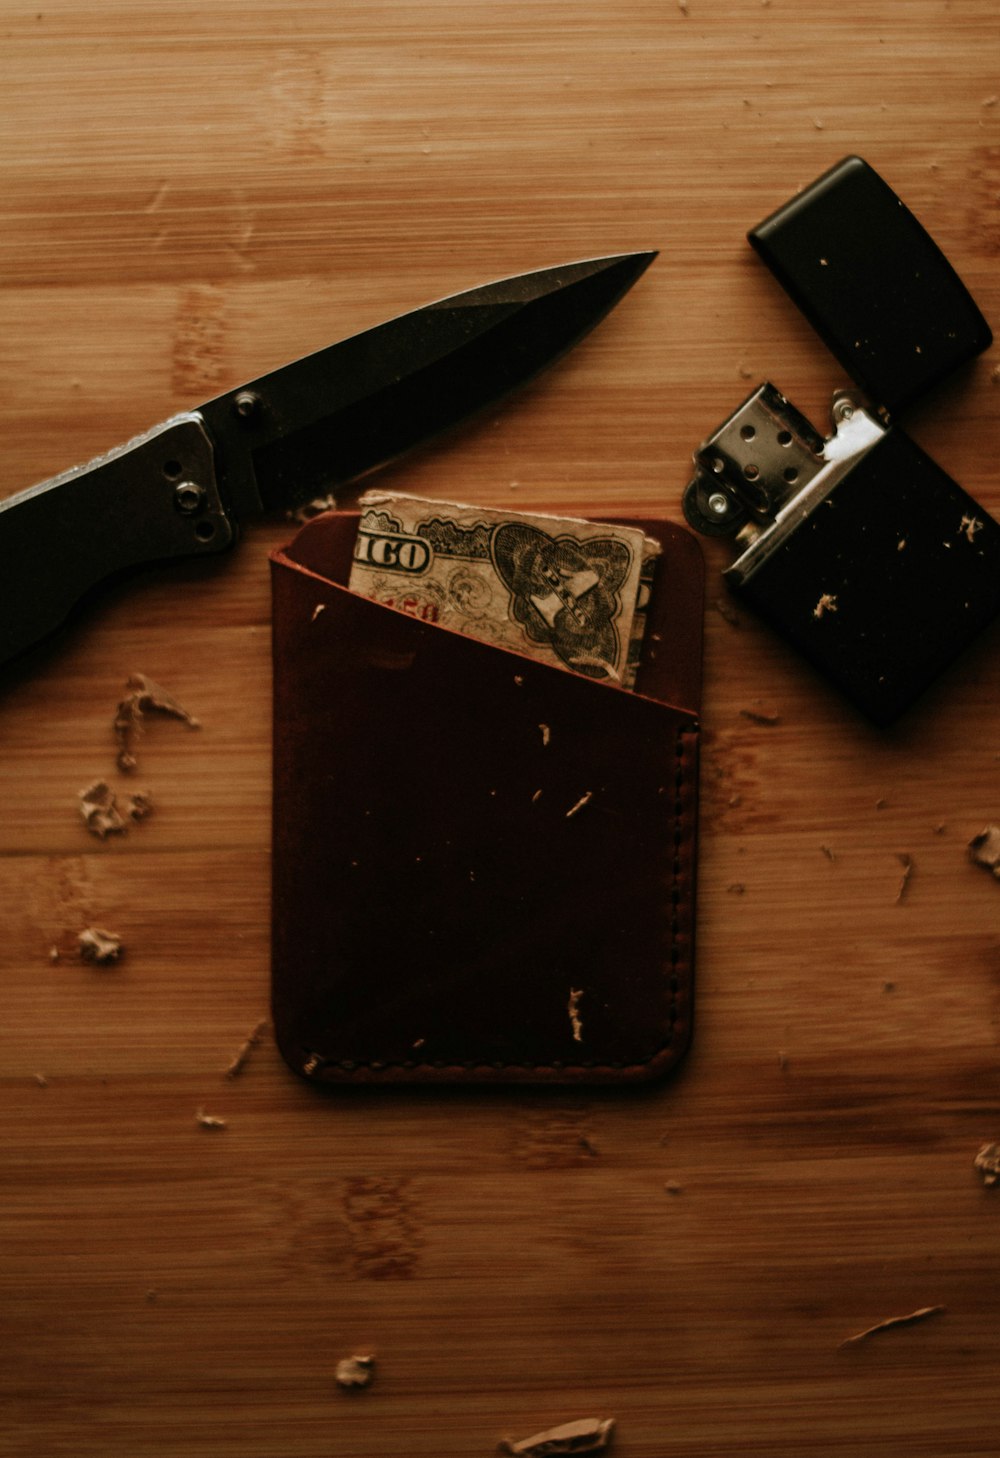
[0,413,235,667]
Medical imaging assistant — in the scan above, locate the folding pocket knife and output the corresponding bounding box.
[0,251,654,667]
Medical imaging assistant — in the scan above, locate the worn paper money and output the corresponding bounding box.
[349,493,659,688]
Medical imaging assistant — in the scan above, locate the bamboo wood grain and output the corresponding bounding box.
[2,2,999,1454]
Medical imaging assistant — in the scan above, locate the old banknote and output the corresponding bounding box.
[349,493,660,688]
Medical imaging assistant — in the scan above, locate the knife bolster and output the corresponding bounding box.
[0,413,235,665]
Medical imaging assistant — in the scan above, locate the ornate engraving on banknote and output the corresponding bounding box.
[350,494,659,687]
[418,516,492,560]
[490,521,632,679]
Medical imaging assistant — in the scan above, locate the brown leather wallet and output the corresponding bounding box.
[269,510,703,1085]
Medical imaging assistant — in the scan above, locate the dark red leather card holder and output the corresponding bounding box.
[269,511,703,1085]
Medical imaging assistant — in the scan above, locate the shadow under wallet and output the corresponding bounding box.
[269,511,704,1085]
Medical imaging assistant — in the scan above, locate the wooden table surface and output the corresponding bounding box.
[2,3,999,1455]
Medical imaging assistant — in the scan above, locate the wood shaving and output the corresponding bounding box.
[565,791,593,819]
[813,592,838,618]
[78,780,152,838]
[195,1108,227,1130]
[78,780,126,838]
[289,493,337,523]
[335,1354,376,1389]
[114,673,200,772]
[895,853,914,902]
[740,707,780,725]
[839,1305,944,1348]
[224,1020,268,1079]
[664,1179,683,1194]
[713,596,741,626]
[567,988,584,1043]
[968,825,1000,879]
[539,723,551,747]
[974,1143,1000,1186]
[34,1073,48,1087]
[78,927,122,965]
[125,790,154,822]
[501,1418,615,1455]
[821,844,836,861]
[568,656,620,683]
[311,602,327,622]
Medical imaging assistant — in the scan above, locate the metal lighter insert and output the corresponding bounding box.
[682,157,1000,726]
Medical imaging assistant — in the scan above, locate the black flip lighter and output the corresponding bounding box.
[683,156,999,726]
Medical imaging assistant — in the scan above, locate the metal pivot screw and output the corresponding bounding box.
[174,480,207,515]
[832,394,857,424]
[233,389,262,422]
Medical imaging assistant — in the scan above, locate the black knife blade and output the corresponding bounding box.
[0,252,654,668]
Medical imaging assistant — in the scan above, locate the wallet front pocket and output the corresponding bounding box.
[269,511,702,1085]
